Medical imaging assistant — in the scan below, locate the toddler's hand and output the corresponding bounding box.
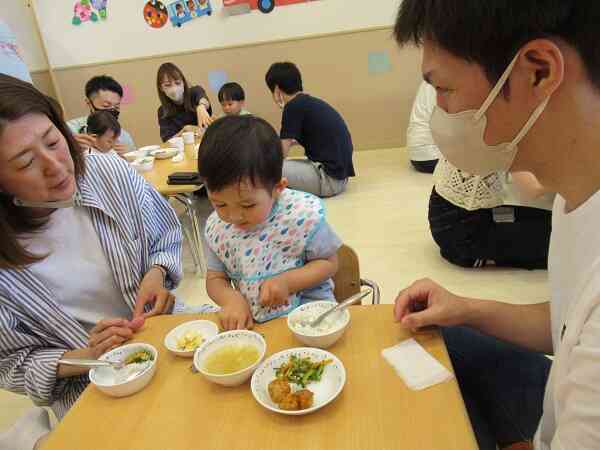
[219,297,253,331]
[260,276,290,308]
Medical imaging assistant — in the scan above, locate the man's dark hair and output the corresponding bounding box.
[218,82,245,102]
[87,110,121,138]
[85,75,123,99]
[265,62,303,95]
[394,1,600,90]
[198,115,283,192]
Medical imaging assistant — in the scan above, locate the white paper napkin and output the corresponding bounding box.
[381,338,454,390]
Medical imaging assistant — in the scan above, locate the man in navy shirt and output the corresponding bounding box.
[265,62,355,197]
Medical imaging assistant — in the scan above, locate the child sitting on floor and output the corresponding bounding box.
[85,110,121,156]
[198,115,342,331]
[218,82,251,117]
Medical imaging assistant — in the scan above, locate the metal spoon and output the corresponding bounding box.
[58,358,126,370]
[309,289,372,327]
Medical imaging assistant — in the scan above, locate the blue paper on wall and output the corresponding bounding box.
[208,70,229,93]
[368,51,392,75]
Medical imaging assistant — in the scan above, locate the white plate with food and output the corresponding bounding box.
[164,320,219,357]
[150,147,179,160]
[138,145,161,155]
[131,156,155,173]
[251,348,346,416]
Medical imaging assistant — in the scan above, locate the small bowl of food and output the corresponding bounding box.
[193,330,266,387]
[89,343,158,398]
[287,301,351,349]
[131,156,155,173]
[150,147,179,160]
[164,320,219,358]
[138,145,161,155]
[123,150,146,162]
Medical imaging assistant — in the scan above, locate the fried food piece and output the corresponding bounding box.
[279,393,300,411]
[295,389,314,410]
[268,379,291,404]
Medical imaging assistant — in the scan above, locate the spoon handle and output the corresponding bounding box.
[311,289,372,327]
[58,359,113,369]
[336,289,372,310]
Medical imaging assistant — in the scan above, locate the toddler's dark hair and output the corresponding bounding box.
[86,110,121,138]
[198,115,283,192]
[218,82,245,103]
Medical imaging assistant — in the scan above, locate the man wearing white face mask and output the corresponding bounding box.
[156,62,212,142]
[393,2,600,450]
[67,75,137,155]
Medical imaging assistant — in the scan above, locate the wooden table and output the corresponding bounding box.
[142,156,200,197]
[43,306,476,450]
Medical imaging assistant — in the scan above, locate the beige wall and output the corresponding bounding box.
[31,70,56,99]
[53,28,422,150]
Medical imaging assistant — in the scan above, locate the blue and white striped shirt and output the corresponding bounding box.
[0,154,182,419]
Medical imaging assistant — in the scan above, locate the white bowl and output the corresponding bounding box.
[131,156,155,173]
[123,150,146,162]
[251,347,346,416]
[164,320,219,358]
[287,301,351,349]
[150,147,179,160]
[193,330,266,387]
[89,343,158,398]
[138,145,161,155]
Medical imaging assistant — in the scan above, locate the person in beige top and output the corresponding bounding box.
[394,2,600,450]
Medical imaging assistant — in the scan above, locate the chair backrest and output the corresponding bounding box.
[333,244,361,302]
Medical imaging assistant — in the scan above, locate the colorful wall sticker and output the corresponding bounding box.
[168,0,212,28]
[223,0,321,16]
[91,0,108,19]
[144,0,169,28]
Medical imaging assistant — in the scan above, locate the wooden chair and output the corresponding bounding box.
[333,245,381,304]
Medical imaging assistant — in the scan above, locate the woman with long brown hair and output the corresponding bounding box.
[156,62,213,141]
[0,74,183,448]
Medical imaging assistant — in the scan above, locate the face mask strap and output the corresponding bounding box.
[13,192,82,209]
[474,53,521,121]
[509,97,550,148]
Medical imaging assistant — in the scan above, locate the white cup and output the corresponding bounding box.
[182,132,195,144]
[168,137,184,152]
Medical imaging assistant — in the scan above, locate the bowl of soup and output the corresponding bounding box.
[193,330,266,387]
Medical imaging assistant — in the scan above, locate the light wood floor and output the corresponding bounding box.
[0,148,549,432]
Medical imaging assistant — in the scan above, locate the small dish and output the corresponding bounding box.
[138,145,161,155]
[123,150,146,162]
[131,156,155,173]
[193,330,266,387]
[89,343,158,398]
[150,147,179,160]
[164,320,219,358]
[251,347,346,416]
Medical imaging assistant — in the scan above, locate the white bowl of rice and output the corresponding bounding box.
[287,301,351,349]
[89,343,158,398]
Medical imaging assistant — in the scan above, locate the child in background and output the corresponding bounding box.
[199,115,342,331]
[86,110,121,156]
[218,82,251,116]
